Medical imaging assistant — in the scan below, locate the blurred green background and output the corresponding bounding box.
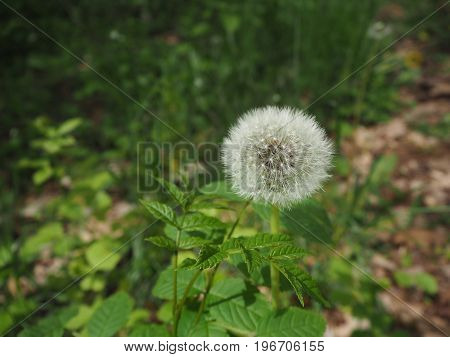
[1,0,449,336]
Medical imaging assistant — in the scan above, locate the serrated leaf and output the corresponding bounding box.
[179,236,209,249]
[269,245,308,260]
[256,307,326,337]
[156,178,188,208]
[222,233,293,252]
[281,199,332,244]
[152,267,205,300]
[145,236,176,250]
[208,279,271,336]
[87,292,133,336]
[194,246,227,269]
[181,212,225,232]
[274,261,329,307]
[240,245,263,273]
[140,200,177,226]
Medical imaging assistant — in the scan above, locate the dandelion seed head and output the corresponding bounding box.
[222,106,333,207]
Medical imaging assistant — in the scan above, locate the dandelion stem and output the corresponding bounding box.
[270,205,282,310]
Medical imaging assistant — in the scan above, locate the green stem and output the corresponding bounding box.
[172,227,181,336]
[270,205,282,310]
[194,200,250,325]
[174,269,202,328]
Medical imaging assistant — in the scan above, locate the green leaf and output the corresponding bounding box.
[181,212,225,232]
[140,200,177,226]
[274,261,329,307]
[394,271,438,295]
[20,222,64,261]
[208,279,272,336]
[194,246,227,269]
[281,199,333,244]
[87,292,133,336]
[152,267,205,300]
[240,245,263,273]
[75,171,112,191]
[256,307,326,337]
[85,239,122,271]
[129,324,170,337]
[269,245,308,260]
[65,304,99,331]
[145,236,176,250]
[156,177,188,208]
[199,180,244,201]
[178,309,228,337]
[368,154,397,187]
[222,233,293,252]
[179,236,210,249]
[33,165,53,185]
[19,306,78,337]
[57,118,82,135]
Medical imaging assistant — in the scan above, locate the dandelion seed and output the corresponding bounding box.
[222,106,333,208]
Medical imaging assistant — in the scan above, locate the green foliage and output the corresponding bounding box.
[2,0,439,338]
[274,261,329,308]
[394,271,438,295]
[208,279,272,336]
[19,307,78,337]
[129,324,170,337]
[87,292,133,337]
[269,246,308,260]
[222,233,293,251]
[256,307,326,337]
[145,236,177,251]
[140,200,177,227]
[152,267,205,300]
[193,246,228,269]
[181,212,225,232]
[281,200,333,245]
[85,239,122,271]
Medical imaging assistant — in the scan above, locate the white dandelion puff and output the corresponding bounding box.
[222,106,333,208]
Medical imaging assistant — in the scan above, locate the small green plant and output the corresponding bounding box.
[18,117,82,185]
[141,107,333,336]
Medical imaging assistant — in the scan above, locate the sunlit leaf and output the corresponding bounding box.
[145,236,176,250]
[240,245,263,273]
[140,200,177,227]
[222,233,292,252]
[269,245,308,260]
[194,246,227,269]
[181,212,225,232]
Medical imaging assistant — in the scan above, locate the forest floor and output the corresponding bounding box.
[327,48,449,336]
